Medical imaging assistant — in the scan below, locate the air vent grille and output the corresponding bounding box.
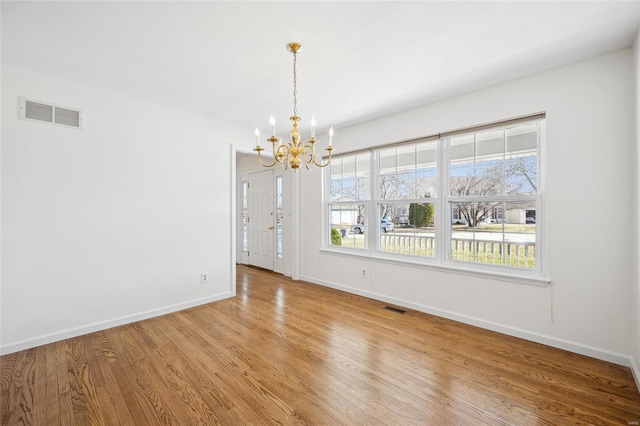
[20,98,82,129]
[54,107,81,127]
[25,101,53,123]
[383,306,406,314]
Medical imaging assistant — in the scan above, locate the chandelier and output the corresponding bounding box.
[254,43,333,170]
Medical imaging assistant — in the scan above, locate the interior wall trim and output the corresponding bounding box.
[0,292,234,356]
[300,274,634,370]
[631,357,640,393]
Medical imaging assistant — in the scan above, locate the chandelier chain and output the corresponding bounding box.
[292,50,298,118]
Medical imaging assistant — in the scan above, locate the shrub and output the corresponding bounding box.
[331,228,342,246]
[408,193,434,227]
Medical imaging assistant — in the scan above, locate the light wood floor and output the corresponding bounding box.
[2,265,640,425]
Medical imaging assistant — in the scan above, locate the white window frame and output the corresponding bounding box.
[373,140,440,261]
[323,115,548,285]
[325,152,373,252]
[441,120,544,278]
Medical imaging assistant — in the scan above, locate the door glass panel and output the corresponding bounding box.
[275,176,284,260]
[242,180,249,253]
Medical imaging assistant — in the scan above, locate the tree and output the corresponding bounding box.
[453,200,501,228]
[331,176,367,225]
[378,174,395,221]
[450,155,537,227]
[506,156,537,193]
[408,194,434,227]
[379,171,436,224]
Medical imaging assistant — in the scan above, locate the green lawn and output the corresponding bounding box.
[453,223,535,233]
[333,231,535,269]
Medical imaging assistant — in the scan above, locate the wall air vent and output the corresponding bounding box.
[20,98,82,129]
[383,305,406,314]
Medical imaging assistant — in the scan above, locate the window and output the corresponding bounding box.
[446,122,540,270]
[328,153,370,249]
[377,141,438,258]
[325,116,544,279]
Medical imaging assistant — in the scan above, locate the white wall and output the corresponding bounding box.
[299,48,636,366]
[1,65,251,354]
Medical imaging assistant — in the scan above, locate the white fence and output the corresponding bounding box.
[380,234,535,268]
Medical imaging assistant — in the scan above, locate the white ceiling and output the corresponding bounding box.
[3,1,640,137]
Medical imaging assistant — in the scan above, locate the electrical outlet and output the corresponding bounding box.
[201,273,209,283]
[361,268,367,278]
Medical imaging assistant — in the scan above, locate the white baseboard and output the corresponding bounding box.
[0,291,234,356]
[631,357,640,393]
[5,275,638,391]
[301,274,633,368]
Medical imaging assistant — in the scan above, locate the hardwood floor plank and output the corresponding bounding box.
[3,349,36,425]
[89,331,135,425]
[150,316,259,424]
[108,324,183,425]
[101,327,150,423]
[33,345,50,424]
[2,264,640,425]
[64,338,92,425]
[41,344,61,424]
[138,331,225,424]
[45,341,74,426]
[0,352,17,422]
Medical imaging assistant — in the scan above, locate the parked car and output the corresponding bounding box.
[352,219,394,234]
[381,218,394,232]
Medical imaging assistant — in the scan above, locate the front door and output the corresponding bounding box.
[248,169,274,270]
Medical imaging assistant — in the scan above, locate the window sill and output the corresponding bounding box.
[319,247,551,287]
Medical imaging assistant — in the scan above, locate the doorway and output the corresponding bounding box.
[235,149,290,277]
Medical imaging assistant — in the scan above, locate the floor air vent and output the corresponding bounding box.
[383,306,406,314]
[20,98,82,129]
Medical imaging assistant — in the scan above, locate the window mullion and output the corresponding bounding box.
[448,195,537,203]
[371,151,378,255]
[439,137,449,265]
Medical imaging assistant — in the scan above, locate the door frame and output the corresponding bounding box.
[231,145,295,292]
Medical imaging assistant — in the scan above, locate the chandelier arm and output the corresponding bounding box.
[312,147,334,168]
[274,143,286,162]
[299,143,314,163]
[254,145,281,168]
[301,145,314,171]
[274,146,287,168]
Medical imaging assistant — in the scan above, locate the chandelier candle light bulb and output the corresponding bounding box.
[254,42,334,170]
